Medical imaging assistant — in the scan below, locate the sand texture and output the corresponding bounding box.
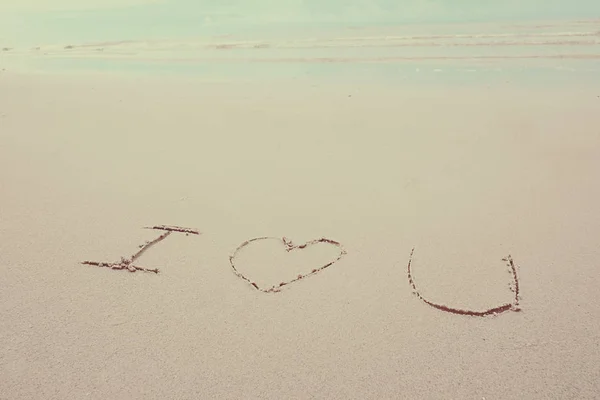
[1,72,600,399]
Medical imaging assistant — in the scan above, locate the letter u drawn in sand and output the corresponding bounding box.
[407,248,521,316]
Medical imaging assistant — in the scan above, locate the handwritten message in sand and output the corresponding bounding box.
[82,224,521,317]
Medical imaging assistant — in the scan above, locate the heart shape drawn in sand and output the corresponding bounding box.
[229,236,347,293]
[407,248,521,316]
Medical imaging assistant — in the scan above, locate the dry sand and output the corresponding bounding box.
[1,71,600,399]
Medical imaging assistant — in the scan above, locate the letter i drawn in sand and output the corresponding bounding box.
[81,225,200,274]
[407,248,521,317]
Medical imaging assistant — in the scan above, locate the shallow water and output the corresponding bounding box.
[2,19,599,84]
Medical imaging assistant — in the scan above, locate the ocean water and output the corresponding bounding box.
[1,5,599,85]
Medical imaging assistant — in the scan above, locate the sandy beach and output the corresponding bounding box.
[1,46,600,398]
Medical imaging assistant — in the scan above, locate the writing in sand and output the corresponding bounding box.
[82,224,522,317]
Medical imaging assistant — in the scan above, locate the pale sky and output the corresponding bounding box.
[0,0,161,12]
[1,0,599,46]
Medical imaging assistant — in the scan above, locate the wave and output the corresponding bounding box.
[2,19,599,73]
